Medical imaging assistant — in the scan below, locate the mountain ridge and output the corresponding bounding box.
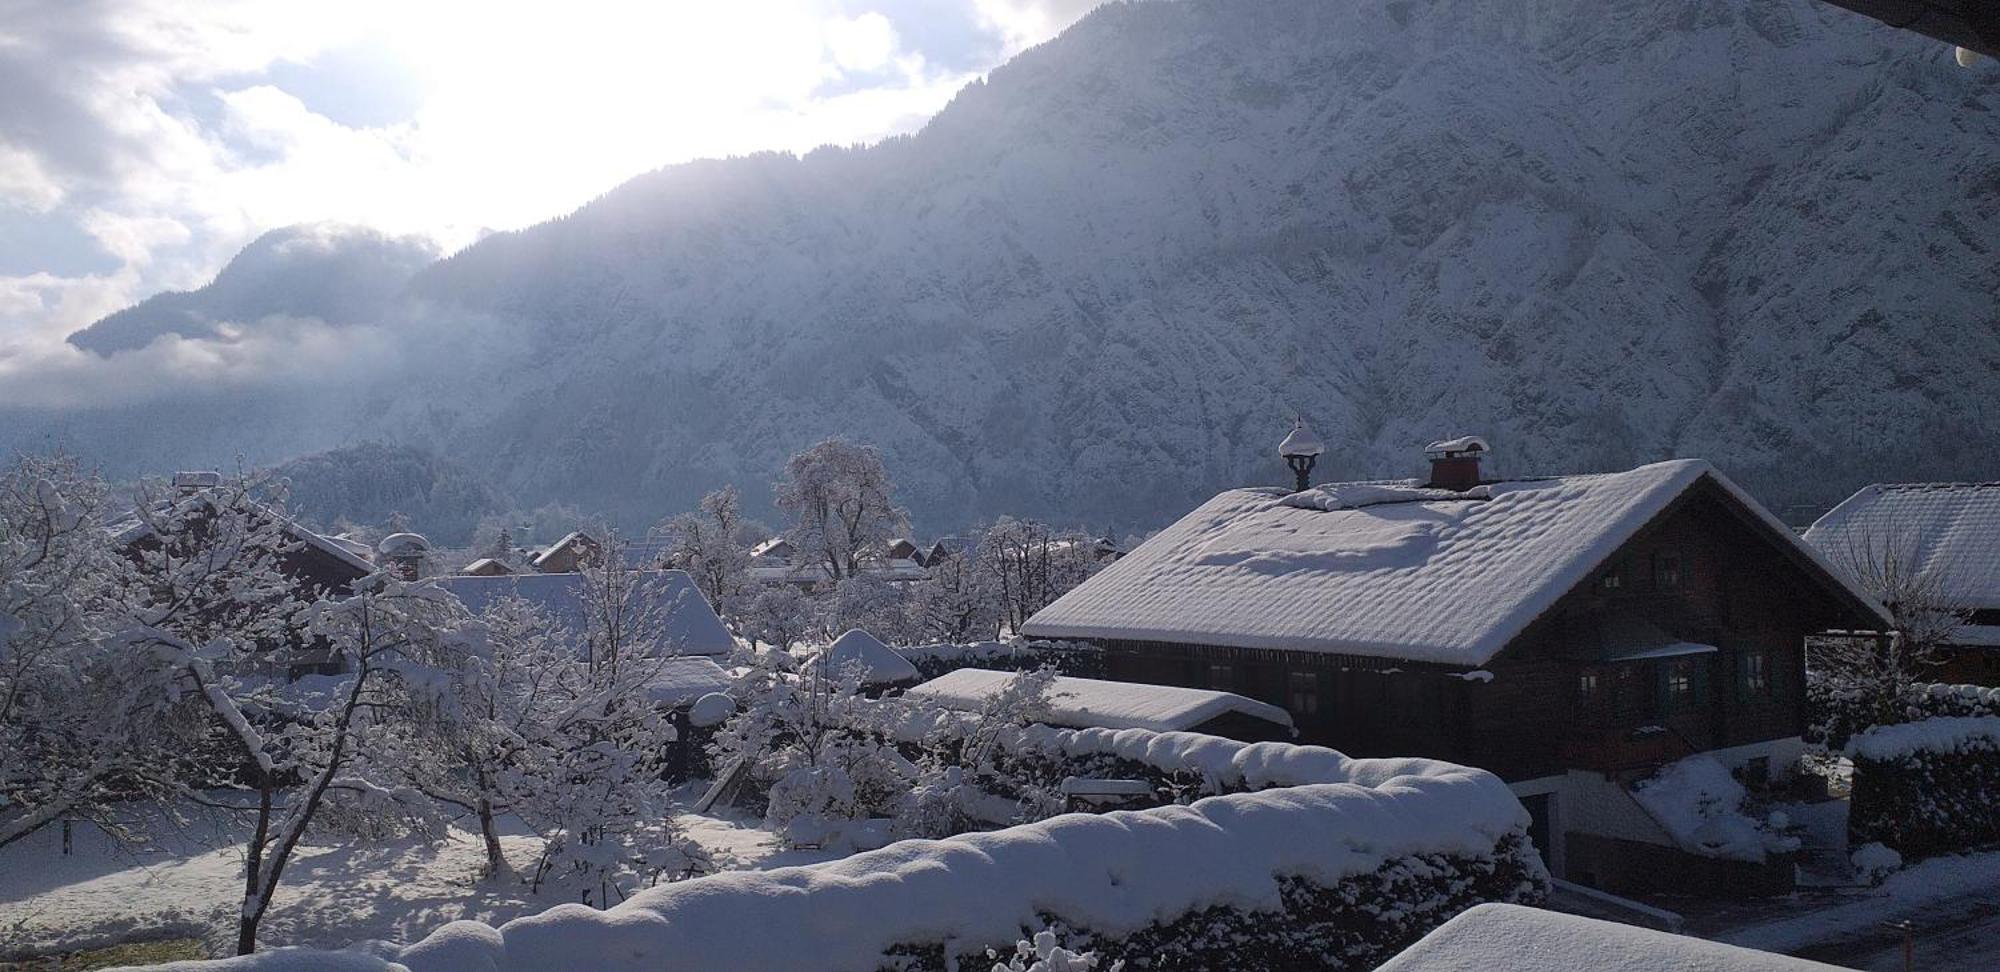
[21,0,2000,533]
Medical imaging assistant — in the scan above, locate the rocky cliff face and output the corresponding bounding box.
[40,0,2000,532]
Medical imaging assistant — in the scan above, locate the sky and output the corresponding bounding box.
[0,0,1109,360]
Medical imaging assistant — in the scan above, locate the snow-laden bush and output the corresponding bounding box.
[1630,755,1799,863]
[899,640,1105,680]
[1812,677,2000,750]
[1847,715,2000,859]
[1850,842,1903,884]
[987,929,1119,972]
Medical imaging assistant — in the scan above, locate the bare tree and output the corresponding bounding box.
[774,438,907,582]
[978,518,1102,633]
[1812,526,1972,735]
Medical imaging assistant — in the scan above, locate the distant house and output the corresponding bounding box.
[434,568,736,657]
[924,536,976,567]
[905,669,1294,741]
[886,538,924,565]
[111,473,377,599]
[110,472,381,675]
[1376,903,1842,972]
[812,628,921,692]
[1023,444,1889,893]
[1804,482,2000,685]
[530,531,604,573]
[460,557,513,576]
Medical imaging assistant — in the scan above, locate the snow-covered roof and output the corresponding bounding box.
[1804,482,2000,609]
[815,628,920,686]
[530,531,599,569]
[434,569,734,656]
[1278,419,1324,459]
[377,532,430,555]
[1376,904,1841,972]
[1023,460,1890,667]
[905,669,1295,733]
[642,656,736,707]
[109,501,378,578]
[1424,434,1490,456]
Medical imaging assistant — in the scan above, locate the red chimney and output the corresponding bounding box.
[1424,436,1489,492]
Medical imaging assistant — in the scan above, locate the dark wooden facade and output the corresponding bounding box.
[1098,480,1880,782]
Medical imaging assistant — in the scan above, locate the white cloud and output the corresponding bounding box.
[970,0,1111,54]
[0,0,1012,355]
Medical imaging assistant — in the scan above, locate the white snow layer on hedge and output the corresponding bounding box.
[1847,715,2000,761]
[905,669,1294,733]
[1631,755,1795,863]
[155,764,1527,972]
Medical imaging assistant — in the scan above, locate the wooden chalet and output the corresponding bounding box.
[111,472,380,674]
[1804,482,2000,685]
[1022,444,1891,893]
[530,531,604,573]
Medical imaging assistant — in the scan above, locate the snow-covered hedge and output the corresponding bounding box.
[158,761,1544,972]
[1810,679,2000,750]
[897,640,1105,680]
[1847,716,2000,858]
[1630,755,1797,863]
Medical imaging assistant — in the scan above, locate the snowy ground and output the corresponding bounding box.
[0,790,839,961]
[1668,849,2000,971]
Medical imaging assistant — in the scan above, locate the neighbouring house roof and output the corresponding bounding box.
[434,569,734,656]
[110,501,378,579]
[1375,903,1842,972]
[530,531,603,571]
[812,628,920,687]
[644,656,736,707]
[461,557,513,576]
[1804,482,2000,610]
[1022,459,1889,668]
[904,669,1295,733]
[750,537,794,560]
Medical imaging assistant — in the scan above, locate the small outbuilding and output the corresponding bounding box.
[813,628,921,691]
[435,569,735,657]
[905,669,1295,741]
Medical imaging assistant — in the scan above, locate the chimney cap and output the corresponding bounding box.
[1423,435,1490,458]
[1278,419,1326,459]
[172,471,223,489]
[377,532,431,556]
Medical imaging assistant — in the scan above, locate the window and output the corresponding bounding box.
[1740,651,1769,697]
[1654,554,1682,589]
[1207,663,1235,691]
[1578,670,1602,701]
[1600,564,1625,591]
[1663,659,1695,709]
[1287,671,1320,718]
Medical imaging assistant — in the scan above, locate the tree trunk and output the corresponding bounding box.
[477,783,505,875]
[237,786,274,955]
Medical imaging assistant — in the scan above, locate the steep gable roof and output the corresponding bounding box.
[1023,460,1888,667]
[815,628,920,686]
[434,569,734,656]
[1804,482,2000,609]
[110,500,378,580]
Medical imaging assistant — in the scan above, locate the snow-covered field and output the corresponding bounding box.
[0,793,839,961]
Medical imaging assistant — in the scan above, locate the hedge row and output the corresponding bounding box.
[1848,716,2000,858]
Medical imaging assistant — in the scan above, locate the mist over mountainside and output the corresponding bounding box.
[14,0,1999,535]
[67,225,441,355]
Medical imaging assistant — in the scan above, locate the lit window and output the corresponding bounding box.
[1656,555,1682,589]
[1288,671,1319,717]
[1601,565,1624,591]
[1665,660,1694,707]
[1741,651,1769,695]
[1578,671,1601,700]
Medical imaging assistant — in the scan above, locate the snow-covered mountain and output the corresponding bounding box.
[29,0,2000,533]
[68,224,440,355]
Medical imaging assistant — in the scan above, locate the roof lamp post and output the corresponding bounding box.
[1278,419,1325,493]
